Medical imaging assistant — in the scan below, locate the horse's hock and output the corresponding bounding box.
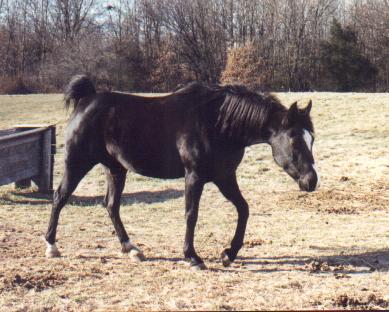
[0,125,56,193]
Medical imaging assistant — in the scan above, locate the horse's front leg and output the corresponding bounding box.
[184,171,206,270]
[214,174,249,267]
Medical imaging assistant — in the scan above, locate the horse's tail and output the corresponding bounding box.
[64,75,96,111]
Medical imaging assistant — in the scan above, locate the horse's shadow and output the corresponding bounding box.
[3,189,183,206]
[79,248,389,274]
[206,248,389,274]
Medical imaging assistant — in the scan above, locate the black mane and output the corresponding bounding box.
[172,82,287,140]
[215,84,286,140]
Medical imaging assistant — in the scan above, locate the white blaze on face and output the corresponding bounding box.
[303,129,320,190]
[303,129,313,152]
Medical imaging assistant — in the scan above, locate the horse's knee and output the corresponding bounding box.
[238,200,249,217]
[106,204,118,219]
[52,189,65,207]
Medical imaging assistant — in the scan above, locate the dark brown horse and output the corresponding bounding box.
[45,75,319,269]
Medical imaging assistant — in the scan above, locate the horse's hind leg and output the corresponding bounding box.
[214,173,249,267]
[103,165,144,261]
[45,162,92,257]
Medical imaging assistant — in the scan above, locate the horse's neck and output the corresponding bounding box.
[244,114,284,147]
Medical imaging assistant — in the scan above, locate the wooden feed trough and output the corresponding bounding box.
[0,125,56,193]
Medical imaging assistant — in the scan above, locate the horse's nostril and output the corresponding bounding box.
[307,185,316,192]
[298,172,318,192]
[298,180,308,192]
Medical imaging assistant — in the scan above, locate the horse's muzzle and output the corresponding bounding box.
[298,171,319,192]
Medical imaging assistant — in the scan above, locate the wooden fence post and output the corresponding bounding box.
[12,125,56,194]
[38,127,54,193]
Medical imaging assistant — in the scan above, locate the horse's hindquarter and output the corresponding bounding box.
[104,95,185,179]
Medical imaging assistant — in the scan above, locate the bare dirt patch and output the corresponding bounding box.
[334,293,389,309]
[2,271,67,293]
[0,92,388,310]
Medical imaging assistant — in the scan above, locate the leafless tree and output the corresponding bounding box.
[0,0,388,93]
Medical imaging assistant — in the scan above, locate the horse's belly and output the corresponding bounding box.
[104,110,185,179]
[120,146,185,179]
[135,166,185,179]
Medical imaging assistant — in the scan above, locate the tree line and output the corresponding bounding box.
[0,0,388,93]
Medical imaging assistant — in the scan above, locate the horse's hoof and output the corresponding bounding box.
[221,251,231,267]
[190,262,207,271]
[129,248,145,262]
[45,245,61,258]
[121,242,145,261]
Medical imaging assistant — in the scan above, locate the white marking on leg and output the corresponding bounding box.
[45,241,61,258]
[221,251,231,267]
[303,129,313,152]
[121,241,145,261]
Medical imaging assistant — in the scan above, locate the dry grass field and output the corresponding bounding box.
[0,92,388,310]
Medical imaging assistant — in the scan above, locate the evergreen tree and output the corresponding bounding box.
[320,19,377,91]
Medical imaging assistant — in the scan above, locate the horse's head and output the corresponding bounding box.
[268,100,320,192]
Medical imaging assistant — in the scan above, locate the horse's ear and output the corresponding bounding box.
[283,102,298,127]
[302,100,312,115]
[288,102,299,118]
